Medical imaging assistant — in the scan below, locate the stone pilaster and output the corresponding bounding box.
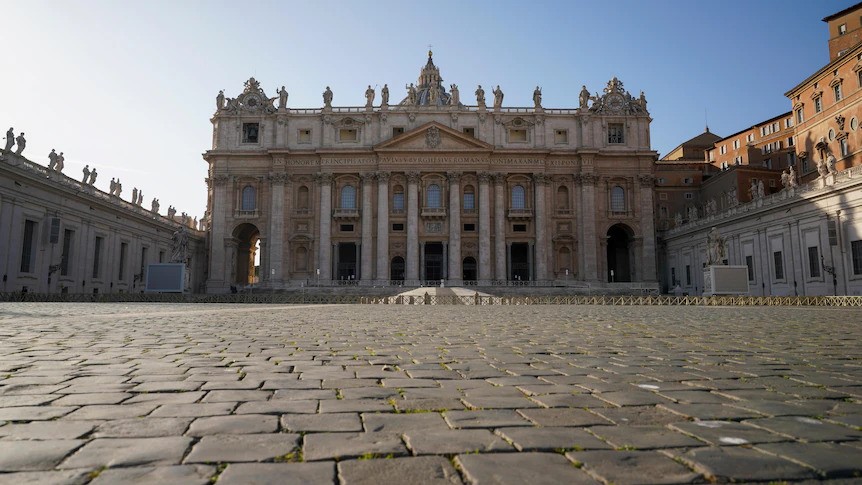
[376,171,390,282]
[478,172,492,282]
[639,174,657,282]
[315,173,333,282]
[268,172,287,286]
[578,170,599,281]
[533,173,549,281]
[360,172,375,281]
[447,171,462,283]
[208,175,230,292]
[493,173,506,280]
[406,171,420,281]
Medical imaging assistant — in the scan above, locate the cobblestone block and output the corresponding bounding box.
[282,412,363,432]
[63,403,157,420]
[0,469,91,484]
[744,416,862,442]
[674,446,818,481]
[456,452,595,485]
[149,402,237,418]
[0,421,95,439]
[518,408,611,427]
[338,456,462,484]
[303,432,406,461]
[90,464,215,485]
[0,440,85,471]
[235,399,318,415]
[567,450,702,484]
[216,462,336,485]
[123,392,205,405]
[445,409,532,428]
[669,420,790,445]
[403,429,512,454]
[362,412,448,433]
[755,442,862,478]
[184,433,300,463]
[58,437,193,469]
[186,414,278,436]
[0,405,77,421]
[496,426,613,451]
[93,417,192,438]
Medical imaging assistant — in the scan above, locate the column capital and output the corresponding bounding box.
[477,171,492,184]
[376,171,391,183]
[576,173,599,186]
[492,172,505,185]
[446,171,462,183]
[639,174,655,187]
[212,174,230,187]
[269,172,288,185]
[406,171,421,184]
[361,172,376,183]
[314,172,333,185]
[532,173,551,186]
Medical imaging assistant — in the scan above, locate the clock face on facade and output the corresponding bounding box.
[607,94,624,112]
[246,96,259,107]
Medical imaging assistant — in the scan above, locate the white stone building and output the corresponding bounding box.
[203,53,658,293]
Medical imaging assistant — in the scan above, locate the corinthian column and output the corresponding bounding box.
[406,171,420,281]
[533,173,549,281]
[208,175,230,292]
[268,171,287,286]
[493,173,506,280]
[376,171,390,283]
[578,170,598,281]
[639,174,657,282]
[478,172,491,282]
[360,172,375,281]
[447,171,462,284]
[316,173,333,282]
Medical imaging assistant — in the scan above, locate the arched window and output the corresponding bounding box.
[463,185,475,210]
[393,185,405,212]
[297,186,309,209]
[426,184,441,208]
[611,186,626,212]
[556,186,569,210]
[511,185,526,209]
[341,184,356,209]
[241,185,256,211]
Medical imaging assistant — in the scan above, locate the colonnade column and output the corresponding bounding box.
[208,175,230,292]
[406,171,420,281]
[493,173,507,280]
[639,174,657,281]
[533,173,548,281]
[447,171,462,284]
[376,171,390,283]
[578,169,599,281]
[360,172,375,282]
[316,173,333,282]
[478,172,491,283]
[268,172,287,287]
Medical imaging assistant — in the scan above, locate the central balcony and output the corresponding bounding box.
[332,208,360,220]
[421,207,447,219]
[507,208,533,220]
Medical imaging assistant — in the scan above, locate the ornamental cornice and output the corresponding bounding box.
[406,171,421,184]
[314,172,333,185]
[576,173,599,186]
[446,171,462,183]
[532,173,551,185]
[360,172,376,183]
[376,171,391,183]
[492,172,506,185]
[477,171,492,184]
[269,172,288,185]
[212,175,230,186]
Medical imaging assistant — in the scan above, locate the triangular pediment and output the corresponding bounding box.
[375,122,493,151]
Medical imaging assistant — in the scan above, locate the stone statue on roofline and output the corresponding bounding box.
[216,90,225,111]
[322,86,333,108]
[88,168,97,185]
[492,85,503,110]
[82,165,90,183]
[475,85,485,107]
[278,86,288,109]
[48,149,58,170]
[55,152,65,172]
[3,128,13,152]
[788,166,798,187]
[579,86,589,109]
[406,83,417,105]
[365,85,375,107]
[449,84,459,106]
[381,84,389,105]
[14,132,26,155]
[533,86,542,109]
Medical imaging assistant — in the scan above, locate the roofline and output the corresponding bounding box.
[706,111,792,145]
[785,41,862,97]
[822,1,862,22]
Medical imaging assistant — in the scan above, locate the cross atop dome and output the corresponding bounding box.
[400,50,452,107]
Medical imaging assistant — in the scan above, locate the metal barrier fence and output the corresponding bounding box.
[3,292,861,307]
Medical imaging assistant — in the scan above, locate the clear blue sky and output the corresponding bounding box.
[2,0,853,218]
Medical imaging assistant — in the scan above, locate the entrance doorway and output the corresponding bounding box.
[424,242,444,280]
[607,224,632,282]
[462,257,477,281]
[511,243,530,281]
[391,257,405,282]
[336,242,357,281]
[233,223,260,285]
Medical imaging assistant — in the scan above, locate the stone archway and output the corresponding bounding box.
[606,224,633,282]
[233,223,260,286]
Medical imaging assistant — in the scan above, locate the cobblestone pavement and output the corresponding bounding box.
[0,303,861,484]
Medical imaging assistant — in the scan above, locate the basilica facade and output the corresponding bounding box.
[203,54,657,292]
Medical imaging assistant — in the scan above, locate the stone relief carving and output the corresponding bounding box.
[425,126,441,148]
[218,78,277,115]
[588,77,648,115]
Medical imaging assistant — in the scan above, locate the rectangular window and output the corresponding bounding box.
[463,223,476,232]
[840,138,849,157]
[554,129,568,144]
[787,136,794,147]
[796,108,804,124]
[338,128,358,142]
[393,192,405,212]
[60,229,73,276]
[773,251,784,280]
[298,129,312,143]
[839,23,847,35]
[159,250,165,263]
[735,156,743,165]
[747,133,755,142]
[93,236,103,279]
[118,242,128,280]
[814,97,822,113]
[834,83,843,102]
[392,127,404,137]
[513,224,527,232]
[808,246,821,278]
[685,265,691,285]
[733,140,740,149]
[242,123,259,143]
[785,118,793,128]
[683,177,693,184]
[463,127,475,137]
[20,220,36,273]
[746,255,754,281]
[684,192,693,200]
[858,70,862,88]
[852,240,862,275]
[659,193,667,200]
[720,145,727,155]
[340,224,354,232]
[463,192,475,210]
[508,129,527,142]
[392,223,404,231]
[608,123,624,144]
